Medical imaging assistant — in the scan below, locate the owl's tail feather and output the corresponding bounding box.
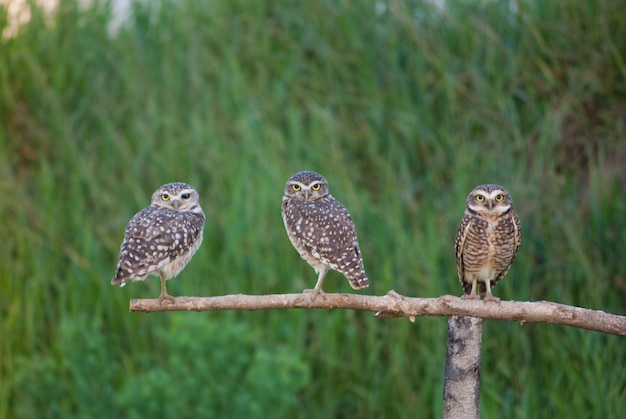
[349,275,369,290]
[111,269,129,287]
[111,277,128,287]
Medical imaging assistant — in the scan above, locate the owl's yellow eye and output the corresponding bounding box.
[161,194,170,201]
[495,194,504,202]
[292,184,301,191]
[311,183,321,191]
[475,195,485,202]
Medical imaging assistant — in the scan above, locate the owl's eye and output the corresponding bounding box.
[181,193,191,199]
[475,195,485,202]
[161,194,170,201]
[495,194,504,202]
[311,183,321,191]
[292,184,301,191]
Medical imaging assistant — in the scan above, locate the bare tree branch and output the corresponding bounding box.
[129,291,626,336]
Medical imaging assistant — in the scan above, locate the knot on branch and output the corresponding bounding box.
[374,290,409,319]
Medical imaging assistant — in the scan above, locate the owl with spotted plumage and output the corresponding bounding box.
[282,171,369,294]
[455,184,521,301]
[111,182,205,302]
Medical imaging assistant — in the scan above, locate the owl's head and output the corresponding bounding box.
[466,184,514,217]
[284,171,329,202]
[151,182,201,212]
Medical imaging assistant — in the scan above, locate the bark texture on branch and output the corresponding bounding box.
[129,291,626,336]
[443,316,482,419]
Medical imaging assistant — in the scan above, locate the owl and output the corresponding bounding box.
[454,184,521,301]
[111,182,205,302]
[282,171,369,294]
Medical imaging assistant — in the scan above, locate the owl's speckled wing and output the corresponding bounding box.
[112,206,204,285]
[454,213,472,294]
[493,211,522,285]
[305,198,357,258]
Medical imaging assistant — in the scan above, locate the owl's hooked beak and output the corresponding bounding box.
[304,190,310,201]
[172,199,181,210]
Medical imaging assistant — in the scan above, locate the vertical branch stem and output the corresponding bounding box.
[443,315,483,419]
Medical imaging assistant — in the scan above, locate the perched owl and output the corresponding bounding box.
[455,184,521,301]
[282,171,369,294]
[111,182,205,302]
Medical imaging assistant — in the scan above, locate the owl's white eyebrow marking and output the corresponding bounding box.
[479,190,505,200]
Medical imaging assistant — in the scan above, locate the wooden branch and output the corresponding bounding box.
[129,291,626,336]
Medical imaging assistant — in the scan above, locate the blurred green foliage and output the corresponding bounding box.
[0,0,624,418]
[9,313,309,417]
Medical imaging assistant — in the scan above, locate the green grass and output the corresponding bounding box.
[1,0,625,417]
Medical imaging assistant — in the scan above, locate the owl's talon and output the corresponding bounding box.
[303,288,325,295]
[158,294,176,304]
[462,294,480,300]
[484,295,501,303]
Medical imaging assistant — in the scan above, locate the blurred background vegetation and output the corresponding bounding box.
[1,0,625,417]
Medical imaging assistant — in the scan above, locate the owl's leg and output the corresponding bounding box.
[305,266,328,294]
[158,273,175,303]
[462,279,480,300]
[483,280,500,302]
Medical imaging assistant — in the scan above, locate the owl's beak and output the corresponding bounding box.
[304,190,310,201]
[172,200,180,210]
